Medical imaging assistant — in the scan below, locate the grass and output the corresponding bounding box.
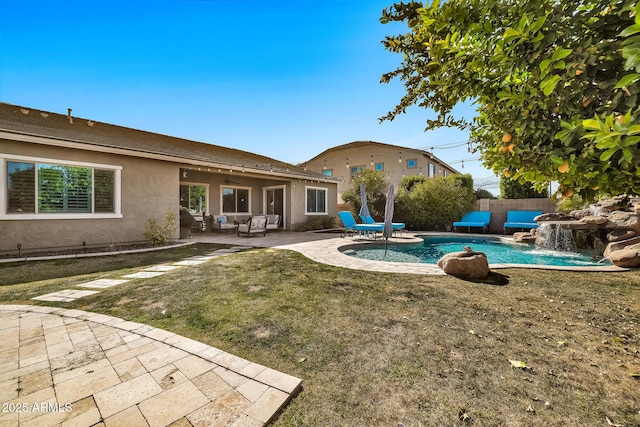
[1,245,639,426]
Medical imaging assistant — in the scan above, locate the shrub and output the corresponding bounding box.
[294,216,336,232]
[144,210,178,246]
[395,174,475,230]
[341,170,389,220]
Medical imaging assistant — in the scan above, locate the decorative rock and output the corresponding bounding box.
[513,232,537,244]
[570,209,591,219]
[437,247,489,280]
[597,196,630,212]
[608,243,640,268]
[579,216,609,225]
[633,203,640,214]
[605,211,640,232]
[535,213,574,222]
[603,236,640,258]
[607,229,637,242]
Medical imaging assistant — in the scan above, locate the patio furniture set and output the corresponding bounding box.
[452,210,542,233]
[337,210,542,237]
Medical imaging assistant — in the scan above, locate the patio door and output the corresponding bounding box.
[264,186,284,228]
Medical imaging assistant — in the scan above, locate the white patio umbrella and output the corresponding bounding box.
[359,182,370,220]
[383,184,395,256]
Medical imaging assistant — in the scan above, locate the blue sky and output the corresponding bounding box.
[0,0,500,193]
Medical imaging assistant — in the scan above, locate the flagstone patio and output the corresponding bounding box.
[0,305,301,427]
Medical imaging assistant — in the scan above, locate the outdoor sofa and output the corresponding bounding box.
[266,214,280,231]
[214,215,237,233]
[453,211,491,233]
[503,210,543,233]
[237,215,267,237]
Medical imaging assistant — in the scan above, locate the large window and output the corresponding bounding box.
[221,186,250,214]
[180,184,207,214]
[306,186,327,214]
[350,165,365,178]
[4,156,120,218]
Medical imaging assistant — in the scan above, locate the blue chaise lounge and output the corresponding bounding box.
[453,211,491,233]
[359,214,405,236]
[503,210,543,234]
[339,211,384,238]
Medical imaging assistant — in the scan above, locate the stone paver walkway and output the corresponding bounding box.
[0,305,301,427]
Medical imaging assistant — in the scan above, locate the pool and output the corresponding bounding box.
[343,235,611,267]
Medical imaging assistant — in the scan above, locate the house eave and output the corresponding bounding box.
[0,129,339,184]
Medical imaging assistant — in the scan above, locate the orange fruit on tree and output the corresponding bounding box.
[558,161,570,173]
[499,145,508,153]
[502,133,512,143]
[507,143,515,154]
[503,170,511,178]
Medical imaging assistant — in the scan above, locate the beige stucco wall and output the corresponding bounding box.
[1,140,339,254]
[1,140,178,254]
[304,143,458,203]
[289,180,338,228]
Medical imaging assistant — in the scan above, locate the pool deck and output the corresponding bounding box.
[193,231,627,273]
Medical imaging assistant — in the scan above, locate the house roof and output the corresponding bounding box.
[301,140,461,174]
[0,102,334,181]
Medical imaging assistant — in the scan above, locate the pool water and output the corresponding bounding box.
[344,235,611,267]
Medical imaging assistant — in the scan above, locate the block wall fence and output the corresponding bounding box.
[473,198,557,234]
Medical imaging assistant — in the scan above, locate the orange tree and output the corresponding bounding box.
[380,0,640,201]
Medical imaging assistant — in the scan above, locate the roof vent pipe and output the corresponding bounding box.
[67,108,73,124]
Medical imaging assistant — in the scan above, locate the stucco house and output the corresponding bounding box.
[0,102,337,255]
[301,140,460,204]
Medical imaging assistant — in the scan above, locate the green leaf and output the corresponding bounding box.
[620,24,640,38]
[503,28,522,43]
[528,15,547,33]
[551,48,572,61]
[553,60,566,70]
[582,119,602,131]
[539,59,552,73]
[600,148,618,161]
[540,75,561,96]
[615,73,640,88]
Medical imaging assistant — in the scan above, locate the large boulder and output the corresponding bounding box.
[608,243,640,268]
[513,232,537,244]
[607,229,637,242]
[603,236,640,258]
[580,216,609,226]
[437,247,490,280]
[535,213,574,222]
[606,211,640,232]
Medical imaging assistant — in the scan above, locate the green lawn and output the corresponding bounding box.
[1,245,639,426]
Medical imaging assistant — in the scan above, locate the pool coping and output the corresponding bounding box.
[276,232,628,274]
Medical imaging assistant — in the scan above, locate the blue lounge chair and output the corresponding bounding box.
[359,214,405,235]
[503,210,543,233]
[453,211,491,233]
[338,211,384,238]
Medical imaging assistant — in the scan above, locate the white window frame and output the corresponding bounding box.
[219,185,252,215]
[305,186,328,215]
[263,185,286,225]
[1,154,122,220]
[180,182,210,215]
